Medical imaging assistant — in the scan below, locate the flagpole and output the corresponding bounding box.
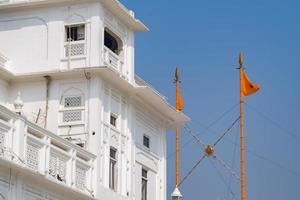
[176,125,179,187]
[172,67,183,200]
[239,53,246,200]
[175,71,180,188]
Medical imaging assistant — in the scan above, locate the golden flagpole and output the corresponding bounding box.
[239,53,246,200]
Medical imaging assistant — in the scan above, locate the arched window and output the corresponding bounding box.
[104,28,123,55]
[60,88,85,123]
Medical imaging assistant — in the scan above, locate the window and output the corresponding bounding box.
[64,96,82,107]
[109,147,117,191]
[62,95,83,123]
[64,24,86,57]
[142,169,148,200]
[104,29,122,55]
[110,113,117,127]
[104,30,118,54]
[65,24,85,42]
[143,135,150,148]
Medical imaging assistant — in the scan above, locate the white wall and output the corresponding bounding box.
[0,78,8,105]
[0,1,135,82]
[3,73,167,200]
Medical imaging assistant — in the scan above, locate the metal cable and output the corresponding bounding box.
[178,155,206,187]
[213,116,240,146]
[183,125,207,149]
[208,159,238,200]
[212,155,240,181]
[167,103,239,159]
[245,102,300,141]
[226,126,239,200]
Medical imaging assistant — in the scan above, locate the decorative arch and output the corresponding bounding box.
[62,87,84,97]
[59,87,85,124]
[65,13,86,24]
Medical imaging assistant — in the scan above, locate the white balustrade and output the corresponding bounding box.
[103,46,126,78]
[0,105,95,196]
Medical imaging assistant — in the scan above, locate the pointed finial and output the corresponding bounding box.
[239,53,244,66]
[175,67,180,82]
[14,92,24,115]
[171,187,183,200]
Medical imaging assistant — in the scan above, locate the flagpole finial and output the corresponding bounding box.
[175,67,180,82]
[239,53,244,66]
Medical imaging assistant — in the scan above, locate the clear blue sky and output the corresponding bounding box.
[122,1,300,199]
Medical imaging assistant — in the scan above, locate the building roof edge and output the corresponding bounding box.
[0,0,149,32]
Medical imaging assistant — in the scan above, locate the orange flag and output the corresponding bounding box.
[176,81,183,111]
[175,67,184,111]
[241,68,260,96]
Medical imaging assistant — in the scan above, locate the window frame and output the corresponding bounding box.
[110,113,118,128]
[109,147,118,191]
[65,24,86,42]
[141,168,148,200]
[143,134,150,149]
[64,23,87,58]
[60,95,85,124]
[104,28,123,56]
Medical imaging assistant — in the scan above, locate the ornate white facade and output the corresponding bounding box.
[0,0,189,200]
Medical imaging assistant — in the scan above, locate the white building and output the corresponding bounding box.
[0,0,189,200]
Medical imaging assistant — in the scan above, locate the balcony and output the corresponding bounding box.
[103,46,127,80]
[0,104,96,197]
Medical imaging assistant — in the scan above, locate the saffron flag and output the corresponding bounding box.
[176,81,184,111]
[241,68,260,96]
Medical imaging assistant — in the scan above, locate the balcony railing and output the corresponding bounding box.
[103,46,127,79]
[0,105,95,197]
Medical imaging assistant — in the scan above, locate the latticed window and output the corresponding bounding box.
[61,95,83,123]
[0,128,5,147]
[49,151,67,183]
[64,96,82,108]
[63,110,82,122]
[76,164,87,190]
[65,42,85,57]
[64,24,85,57]
[26,141,40,171]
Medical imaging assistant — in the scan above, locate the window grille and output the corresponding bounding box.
[76,165,87,190]
[63,110,82,122]
[65,42,85,57]
[64,96,82,108]
[64,24,85,57]
[49,152,67,183]
[26,142,39,171]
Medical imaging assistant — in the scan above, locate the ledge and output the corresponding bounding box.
[0,66,190,129]
[0,0,148,32]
